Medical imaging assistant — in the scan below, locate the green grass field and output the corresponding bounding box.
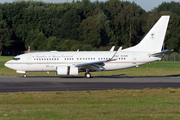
[1,56,180,76]
[1,89,180,119]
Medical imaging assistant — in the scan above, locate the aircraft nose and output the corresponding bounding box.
[4,61,11,68]
[4,62,8,67]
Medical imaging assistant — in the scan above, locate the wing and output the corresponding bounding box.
[75,47,122,72]
[75,60,107,72]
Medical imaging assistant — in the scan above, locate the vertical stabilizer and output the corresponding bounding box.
[123,16,170,52]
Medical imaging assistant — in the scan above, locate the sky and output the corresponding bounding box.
[0,0,179,11]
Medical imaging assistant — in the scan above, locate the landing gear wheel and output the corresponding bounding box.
[23,74,27,78]
[85,73,91,78]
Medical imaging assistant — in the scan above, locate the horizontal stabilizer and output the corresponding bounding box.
[150,49,173,57]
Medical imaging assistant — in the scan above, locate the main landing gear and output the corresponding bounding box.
[23,74,27,78]
[85,72,91,78]
[85,69,91,78]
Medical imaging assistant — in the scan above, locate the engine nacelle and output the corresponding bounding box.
[56,66,78,76]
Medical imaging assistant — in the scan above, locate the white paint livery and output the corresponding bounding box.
[4,16,170,78]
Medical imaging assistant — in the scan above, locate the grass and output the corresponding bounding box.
[93,61,180,76]
[1,89,180,119]
[1,56,180,76]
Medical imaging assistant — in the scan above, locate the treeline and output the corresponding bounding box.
[0,0,180,55]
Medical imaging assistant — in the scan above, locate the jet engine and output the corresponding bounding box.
[56,66,78,76]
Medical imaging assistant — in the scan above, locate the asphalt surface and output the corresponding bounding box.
[0,76,180,92]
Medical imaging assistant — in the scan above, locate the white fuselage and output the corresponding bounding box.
[4,50,162,73]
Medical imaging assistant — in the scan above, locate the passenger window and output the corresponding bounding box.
[57,58,59,60]
[72,58,74,60]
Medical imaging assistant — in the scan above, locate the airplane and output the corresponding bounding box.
[5,16,171,78]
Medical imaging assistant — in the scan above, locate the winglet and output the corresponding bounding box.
[110,46,115,51]
[110,47,122,61]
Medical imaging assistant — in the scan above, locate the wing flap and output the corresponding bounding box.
[75,61,106,71]
[75,60,106,67]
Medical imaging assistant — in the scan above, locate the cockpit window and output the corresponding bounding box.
[12,58,20,61]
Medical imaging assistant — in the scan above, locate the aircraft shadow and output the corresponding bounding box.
[166,74,180,77]
[17,75,180,79]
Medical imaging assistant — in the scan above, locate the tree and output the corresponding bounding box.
[165,14,180,52]
[46,36,60,51]
[31,32,47,51]
[107,1,145,48]
[78,16,102,47]
[60,9,81,40]
[1,0,180,54]
[0,9,8,52]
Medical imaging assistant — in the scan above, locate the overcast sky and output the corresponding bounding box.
[0,0,179,11]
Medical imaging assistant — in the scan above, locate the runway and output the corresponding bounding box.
[1,76,180,92]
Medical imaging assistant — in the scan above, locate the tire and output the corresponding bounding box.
[86,73,91,78]
[23,74,27,78]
